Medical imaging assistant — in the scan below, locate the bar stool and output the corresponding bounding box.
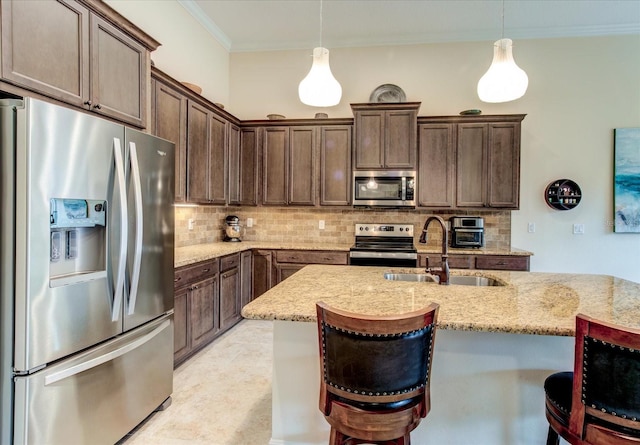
[544,314,640,445]
[316,301,439,445]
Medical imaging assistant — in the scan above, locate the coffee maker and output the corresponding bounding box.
[223,215,242,242]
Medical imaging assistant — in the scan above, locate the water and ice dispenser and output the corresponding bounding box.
[49,198,107,286]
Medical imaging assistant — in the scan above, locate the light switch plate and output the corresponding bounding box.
[573,223,585,235]
[528,222,536,233]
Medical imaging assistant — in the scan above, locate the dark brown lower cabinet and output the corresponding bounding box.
[173,259,219,366]
[274,250,349,285]
[252,250,275,300]
[220,253,242,331]
[240,250,253,308]
[419,253,530,271]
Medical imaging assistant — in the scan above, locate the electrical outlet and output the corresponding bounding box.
[528,222,536,233]
[573,223,585,235]
[188,218,194,230]
[319,220,325,230]
[247,217,254,228]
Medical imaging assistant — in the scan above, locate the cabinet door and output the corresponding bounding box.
[0,0,90,106]
[189,276,219,350]
[220,266,241,330]
[487,123,520,209]
[240,128,259,206]
[187,101,210,203]
[263,127,288,205]
[276,263,305,284]
[173,287,189,364]
[354,111,384,169]
[418,124,455,208]
[208,113,227,204]
[240,250,253,308]
[456,123,488,208]
[320,126,351,206]
[152,79,188,203]
[90,14,146,127]
[385,109,417,168]
[252,250,273,299]
[227,123,241,205]
[289,127,316,205]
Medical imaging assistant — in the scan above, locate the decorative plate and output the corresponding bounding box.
[369,84,406,103]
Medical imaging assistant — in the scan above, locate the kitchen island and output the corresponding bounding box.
[241,265,640,445]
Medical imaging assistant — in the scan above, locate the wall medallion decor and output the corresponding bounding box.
[614,128,640,233]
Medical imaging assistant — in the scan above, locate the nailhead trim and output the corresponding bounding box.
[321,321,435,395]
[580,336,640,422]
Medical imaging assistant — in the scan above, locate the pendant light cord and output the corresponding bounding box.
[319,0,323,48]
[501,0,505,39]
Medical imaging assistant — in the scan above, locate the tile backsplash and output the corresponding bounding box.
[175,206,511,250]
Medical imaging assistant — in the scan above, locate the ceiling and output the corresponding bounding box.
[178,0,640,52]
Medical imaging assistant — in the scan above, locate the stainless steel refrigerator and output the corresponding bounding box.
[0,97,175,444]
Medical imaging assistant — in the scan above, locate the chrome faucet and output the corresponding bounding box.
[419,216,450,285]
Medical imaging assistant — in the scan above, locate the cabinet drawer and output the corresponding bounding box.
[174,260,218,288]
[423,254,472,269]
[275,250,348,265]
[220,253,240,272]
[475,255,529,271]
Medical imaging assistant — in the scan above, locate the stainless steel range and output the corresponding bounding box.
[349,223,418,267]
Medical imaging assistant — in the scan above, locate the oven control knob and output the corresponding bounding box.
[399,227,404,232]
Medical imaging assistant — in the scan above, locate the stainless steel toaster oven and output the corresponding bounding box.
[450,217,484,248]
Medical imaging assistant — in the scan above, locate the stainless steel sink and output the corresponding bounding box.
[383,272,504,286]
[383,273,438,283]
[447,275,504,286]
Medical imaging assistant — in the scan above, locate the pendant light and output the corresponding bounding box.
[298,0,342,107]
[477,0,528,103]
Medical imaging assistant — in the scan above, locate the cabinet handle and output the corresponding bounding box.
[190,284,199,290]
[174,276,182,283]
[202,268,210,273]
[93,103,102,110]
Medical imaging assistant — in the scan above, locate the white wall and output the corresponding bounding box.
[229,36,640,283]
[104,0,230,107]
[104,1,640,283]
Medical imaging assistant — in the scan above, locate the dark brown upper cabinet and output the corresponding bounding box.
[351,103,420,170]
[0,0,157,128]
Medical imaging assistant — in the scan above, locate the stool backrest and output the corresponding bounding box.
[316,301,439,416]
[570,314,640,443]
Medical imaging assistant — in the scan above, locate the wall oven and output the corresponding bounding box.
[353,171,416,207]
[349,223,417,267]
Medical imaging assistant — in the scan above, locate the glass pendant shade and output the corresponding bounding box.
[477,38,528,103]
[298,47,342,107]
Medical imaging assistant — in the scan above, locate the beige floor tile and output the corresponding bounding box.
[123,319,273,445]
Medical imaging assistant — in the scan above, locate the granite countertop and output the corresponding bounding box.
[241,265,640,337]
[175,242,532,268]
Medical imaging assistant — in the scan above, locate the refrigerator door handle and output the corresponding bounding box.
[43,318,170,386]
[112,137,128,321]
[127,141,144,315]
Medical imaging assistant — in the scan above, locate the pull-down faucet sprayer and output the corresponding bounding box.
[419,216,450,285]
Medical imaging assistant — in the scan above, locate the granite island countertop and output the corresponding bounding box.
[241,265,640,337]
[175,242,532,268]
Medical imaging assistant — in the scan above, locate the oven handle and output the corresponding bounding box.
[453,228,484,233]
[349,251,418,260]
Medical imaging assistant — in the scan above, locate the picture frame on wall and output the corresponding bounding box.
[614,128,640,233]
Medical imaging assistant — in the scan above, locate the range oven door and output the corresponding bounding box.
[349,250,418,267]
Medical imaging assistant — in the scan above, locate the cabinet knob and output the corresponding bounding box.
[84,100,92,106]
[174,276,182,283]
[202,268,210,273]
[93,103,102,110]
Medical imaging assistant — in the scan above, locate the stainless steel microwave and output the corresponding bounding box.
[353,171,416,207]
